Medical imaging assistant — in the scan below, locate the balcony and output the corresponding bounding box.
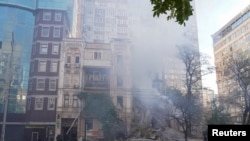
[83,60,111,67]
[84,81,109,89]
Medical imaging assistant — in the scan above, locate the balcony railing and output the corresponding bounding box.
[85,81,109,88]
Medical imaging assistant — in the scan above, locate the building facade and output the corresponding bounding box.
[55,38,132,141]
[0,0,75,140]
[25,0,73,140]
[201,88,215,108]
[82,0,129,43]
[212,5,250,123]
[0,1,35,141]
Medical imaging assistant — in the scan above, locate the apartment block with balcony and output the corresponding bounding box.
[56,38,132,141]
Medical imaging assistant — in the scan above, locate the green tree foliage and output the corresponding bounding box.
[150,0,193,25]
[206,100,231,124]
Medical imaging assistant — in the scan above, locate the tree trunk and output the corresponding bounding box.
[184,130,188,141]
[242,109,248,124]
[246,108,250,124]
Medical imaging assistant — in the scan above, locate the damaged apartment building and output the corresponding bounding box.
[56,38,133,140]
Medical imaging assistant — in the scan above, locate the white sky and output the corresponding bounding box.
[195,0,250,94]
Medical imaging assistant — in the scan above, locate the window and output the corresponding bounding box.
[67,56,71,63]
[117,75,123,87]
[72,95,78,107]
[35,98,44,110]
[37,79,45,90]
[40,44,48,54]
[41,27,50,37]
[117,96,123,108]
[38,61,47,72]
[27,97,31,110]
[48,97,55,110]
[75,56,80,63]
[94,52,101,59]
[93,72,100,81]
[49,79,57,91]
[64,94,69,107]
[55,12,62,21]
[95,9,105,16]
[52,44,59,54]
[53,27,61,37]
[94,17,105,24]
[86,119,93,130]
[43,12,51,21]
[50,61,58,72]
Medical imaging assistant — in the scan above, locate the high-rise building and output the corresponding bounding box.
[82,0,129,43]
[52,1,132,140]
[25,0,73,140]
[212,5,250,123]
[0,1,35,141]
[0,0,74,140]
[201,88,215,108]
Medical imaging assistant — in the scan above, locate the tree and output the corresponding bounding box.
[77,92,127,141]
[164,46,213,141]
[206,99,231,125]
[165,87,202,141]
[150,0,193,25]
[224,52,250,124]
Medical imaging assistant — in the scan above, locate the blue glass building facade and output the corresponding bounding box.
[0,0,69,113]
[0,3,35,113]
[0,0,70,140]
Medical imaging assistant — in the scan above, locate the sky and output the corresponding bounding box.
[195,0,250,94]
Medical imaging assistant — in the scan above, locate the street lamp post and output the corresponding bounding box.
[1,32,14,141]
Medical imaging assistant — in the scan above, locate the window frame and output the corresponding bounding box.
[47,97,55,110]
[43,12,51,21]
[50,61,58,72]
[53,27,61,38]
[49,79,57,91]
[34,97,44,110]
[72,95,78,107]
[52,44,59,55]
[64,94,69,107]
[94,52,102,59]
[55,12,62,21]
[40,44,48,54]
[41,26,50,37]
[38,61,47,72]
[66,56,71,63]
[75,56,80,64]
[36,79,45,90]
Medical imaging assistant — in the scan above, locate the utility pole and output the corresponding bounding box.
[1,32,14,141]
